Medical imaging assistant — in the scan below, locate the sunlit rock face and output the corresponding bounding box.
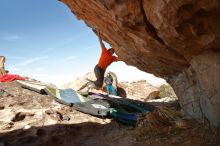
[61,0,220,126]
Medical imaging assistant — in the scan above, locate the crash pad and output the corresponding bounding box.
[88,94,155,125]
[88,93,154,113]
[17,80,52,94]
[73,99,111,117]
[44,87,89,106]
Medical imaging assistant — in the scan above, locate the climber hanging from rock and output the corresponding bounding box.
[93,31,120,89]
[78,30,121,93]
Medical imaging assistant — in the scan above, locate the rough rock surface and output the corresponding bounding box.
[61,0,220,126]
[168,52,220,126]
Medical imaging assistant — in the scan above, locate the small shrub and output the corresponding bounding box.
[158,84,177,99]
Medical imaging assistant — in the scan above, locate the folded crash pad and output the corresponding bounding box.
[17,81,111,117]
[73,99,111,117]
[17,80,52,94]
[44,87,89,106]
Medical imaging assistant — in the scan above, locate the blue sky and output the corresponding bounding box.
[0,0,165,87]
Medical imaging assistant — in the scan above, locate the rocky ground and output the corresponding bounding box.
[0,81,220,146]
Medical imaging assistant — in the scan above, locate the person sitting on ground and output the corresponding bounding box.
[104,72,117,96]
[92,31,120,90]
[0,56,6,76]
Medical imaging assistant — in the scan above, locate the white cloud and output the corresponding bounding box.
[18,56,48,66]
[21,73,80,87]
[35,67,46,72]
[7,66,21,72]
[108,62,167,87]
[84,44,99,50]
[41,47,56,54]
[7,56,23,60]
[2,35,23,41]
[57,30,89,46]
[64,55,77,61]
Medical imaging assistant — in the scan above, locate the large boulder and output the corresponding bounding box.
[118,80,159,101]
[63,72,96,91]
[61,0,220,126]
[63,71,117,93]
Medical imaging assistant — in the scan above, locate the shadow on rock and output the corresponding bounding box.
[116,87,127,98]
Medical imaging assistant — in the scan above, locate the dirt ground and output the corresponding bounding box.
[0,82,219,146]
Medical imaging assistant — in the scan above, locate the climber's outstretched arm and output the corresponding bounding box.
[98,31,105,49]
